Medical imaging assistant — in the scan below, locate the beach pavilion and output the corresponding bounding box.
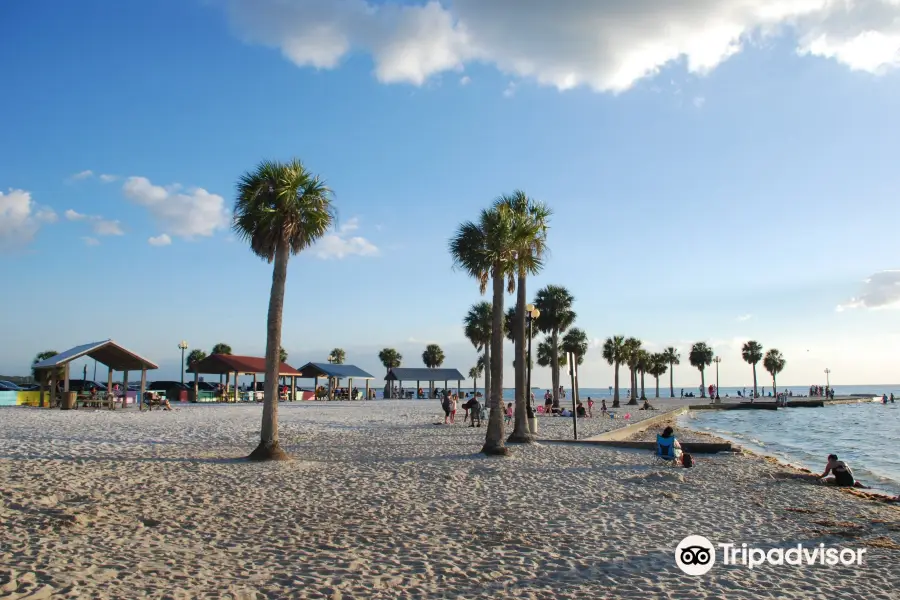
[186,354,302,401]
[32,339,159,408]
[295,363,376,400]
[385,367,466,399]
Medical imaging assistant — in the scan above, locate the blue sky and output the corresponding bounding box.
[2,0,900,388]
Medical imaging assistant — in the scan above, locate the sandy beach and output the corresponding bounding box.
[1,400,898,599]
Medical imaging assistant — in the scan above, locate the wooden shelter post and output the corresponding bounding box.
[234,371,239,402]
[364,379,369,401]
[139,368,147,411]
[49,370,57,408]
[193,369,199,403]
[63,364,70,393]
[349,377,353,400]
[122,370,129,407]
[39,376,46,408]
[416,380,419,399]
[291,375,296,401]
[107,367,113,400]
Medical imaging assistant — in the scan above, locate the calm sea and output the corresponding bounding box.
[416,385,900,400]
[681,401,900,496]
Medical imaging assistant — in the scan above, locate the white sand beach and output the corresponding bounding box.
[1,401,898,599]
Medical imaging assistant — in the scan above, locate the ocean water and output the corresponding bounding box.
[410,385,900,401]
[681,401,900,496]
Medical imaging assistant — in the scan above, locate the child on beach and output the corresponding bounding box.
[450,394,458,424]
[587,397,594,417]
[505,402,513,425]
[600,399,607,415]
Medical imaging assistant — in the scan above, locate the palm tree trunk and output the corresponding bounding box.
[627,368,638,405]
[752,364,758,400]
[482,266,508,456]
[472,375,477,394]
[655,376,660,399]
[640,370,646,399]
[669,363,675,397]
[772,374,777,396]
[613,362,620,407]
[509,271,532,443]
[249,239,290,461]
[550,331,560,409]
[700,369,706,398]
[483,345,490,409]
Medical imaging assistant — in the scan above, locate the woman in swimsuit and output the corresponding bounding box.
[819,454,865,487]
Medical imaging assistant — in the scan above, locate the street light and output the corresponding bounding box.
[713,356,722,401]
[525,303,541,434]
[178,340,189,385]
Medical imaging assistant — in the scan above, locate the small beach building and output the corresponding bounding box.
[186,354,302,401]
[385,368,466,398]
[295,363,376,400]
[31,339,159,407]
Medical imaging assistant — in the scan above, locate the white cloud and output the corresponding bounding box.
[69,170,94,181]
[459,75,471,85]
[693,95,707,108]
[64,208,124,236]
[99,174,118,183]
[837,270,900,311]
[148,233,172,247]
[313,216,379,260]
[122,176,229,240]
[502,81,516,97]
[82,237,100,247]
[0,189,57,250]
[223,0,900,93]
[737,314,752,322]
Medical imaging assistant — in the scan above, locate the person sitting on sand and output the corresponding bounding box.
[657,426,683,462]
[819,454,865,488]
[640,399,655,411]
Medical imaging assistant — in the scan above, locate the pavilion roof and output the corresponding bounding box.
[385,367,465,382]
[186,354,301,376]
[32,340,159,371]
[295,363,376,379]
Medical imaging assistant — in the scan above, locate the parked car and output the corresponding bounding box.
[0,380,22,391]
[55,380,108,393]
[18,383,40,391]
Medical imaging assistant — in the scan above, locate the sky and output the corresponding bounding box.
[2,0,900,389]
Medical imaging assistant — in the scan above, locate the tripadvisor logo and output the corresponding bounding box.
[675,535,866,575]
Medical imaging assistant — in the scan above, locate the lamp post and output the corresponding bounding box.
[824,368,831,395]
[327,354,335,400]
[713,356,722,402]
[178,341,188,385]
[525,303,540,435]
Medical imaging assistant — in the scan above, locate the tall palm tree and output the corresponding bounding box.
[648,353,669,398]
[561,328,588,365]
[689,342,714,398]
[602,336,626,407]
[494,191,550,444]
[623,337,642,405]
[662,346,680,398]
[637,349,651,400]
[328,348,345,364]
[741,340,764,400]
[450,205,518,456]
[422,344,445,368]
[764,349,786,396]
[378,348,402,397]
[533,285,576,409]
[233,158,334,461]
[468,363,483,394]
[463,302,493,408]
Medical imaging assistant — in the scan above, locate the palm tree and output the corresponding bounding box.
[533,285,576,409]
[279,347,289,363]
[561,328,588,365]
[463,301,493,409]
[468,363,483,394]
[422,344,445,368]
[328,348,345,364]
[648,353,669,398]
[378,348,402,397]
[211,343,232,385]
[186,349,206,370]
[689,342,714,398]
[637,349,651,400]
[233,158,335,461]
[742,341,764,400]
[494,191,551,444]
[764,349,786,396]
[623,337,642,405]
[450,205,518,456]
[662,346,680,397]
[602,336,626,407]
